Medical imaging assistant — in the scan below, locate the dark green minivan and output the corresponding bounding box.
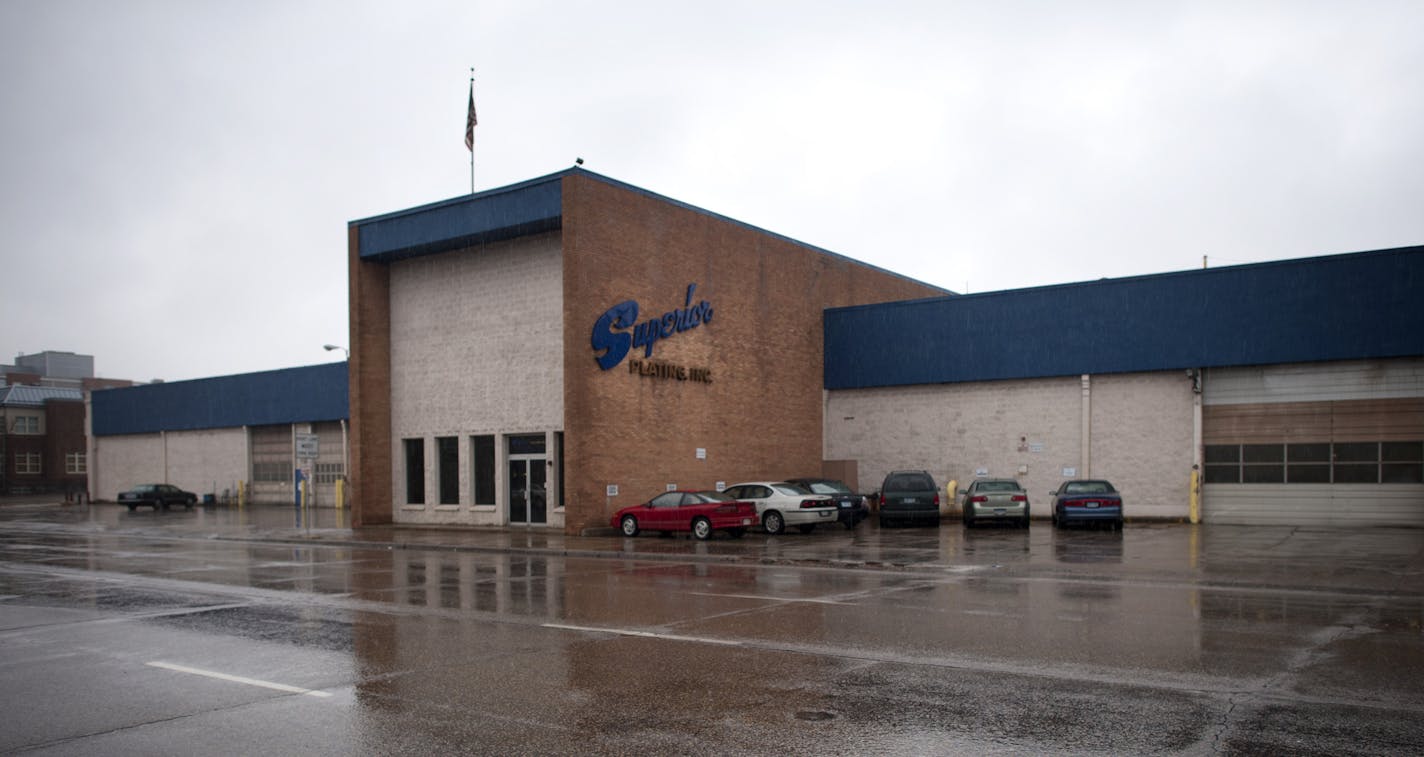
[878,470,941,527]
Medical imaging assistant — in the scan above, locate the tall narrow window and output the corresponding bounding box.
[556,431,565,509]
[437,436,459,505]
[472,435,495,505]
[65,452,87,475]
[404,438,425,504]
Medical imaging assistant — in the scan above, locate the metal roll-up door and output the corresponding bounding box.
[1202,360,1424,526]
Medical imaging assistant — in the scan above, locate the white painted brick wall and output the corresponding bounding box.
[827,377,1081,514]
[94,434,164,500]
[388,232,563,526]
[826,371,1194,519]
[1089,373,1195,518]
[163,428,248,497]
[94,429,247,501]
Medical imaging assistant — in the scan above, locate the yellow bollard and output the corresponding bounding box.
[335,478,345,510]
[238,480,246,509]
[1188,467,1201,524]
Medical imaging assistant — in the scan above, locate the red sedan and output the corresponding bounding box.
[612,490,758,540]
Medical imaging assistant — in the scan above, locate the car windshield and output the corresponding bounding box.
[773,483,813,496]
[806,481,851,494]
[1064,481,1113,494]
[886,474,934,492]
[977,481,1021,492]
[693,491,734,503]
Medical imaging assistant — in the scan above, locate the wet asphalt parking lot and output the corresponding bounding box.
[1,500,1422,755]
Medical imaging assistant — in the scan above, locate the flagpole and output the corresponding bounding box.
[468,68,475,194]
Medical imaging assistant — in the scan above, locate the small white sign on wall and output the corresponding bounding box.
[974,467,989,477]
[1029,442,1044,453]
[696,448,706,460]
[666,483,678,491]
[1062,467,1077,477]
[716,481,726,491]
[606,484,619,497]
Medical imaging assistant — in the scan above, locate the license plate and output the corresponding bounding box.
[819,511,831,518]
[994,509,1005,514]
[742,518,752,525]
[1086,502,1099,508]
[839,502,850,508]
[903,498,918,504]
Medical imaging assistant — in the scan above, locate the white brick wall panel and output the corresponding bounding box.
[162,428,248,497]
[1088,373,1195,519]
[94,434,164,500]
[387,232,563,526]
[826,371,1194,520]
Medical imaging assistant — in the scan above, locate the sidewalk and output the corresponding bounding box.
[1,500,958,573]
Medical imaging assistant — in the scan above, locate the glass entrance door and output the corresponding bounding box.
[508,457,547,525]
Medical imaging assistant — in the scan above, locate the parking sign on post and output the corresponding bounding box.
[296,434,319,460]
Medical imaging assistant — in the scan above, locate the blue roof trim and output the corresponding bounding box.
[92,363,348,436]
[353,170,568,262]
[350,168,949,294]
[825,246,1424,389]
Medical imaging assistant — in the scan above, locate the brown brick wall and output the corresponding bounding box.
[561,173,942,533]
[348,224,393,525]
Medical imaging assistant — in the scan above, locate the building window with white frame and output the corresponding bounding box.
[66,452,86,475]
[12,416,40,434]
[15,452,41,475]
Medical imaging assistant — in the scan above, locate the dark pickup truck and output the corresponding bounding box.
[117,483,197,511]
[1050,479,1123,530]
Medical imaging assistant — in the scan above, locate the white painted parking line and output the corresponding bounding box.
[688,591,852,605]
[542,622,742,646]
[146,661,332,698]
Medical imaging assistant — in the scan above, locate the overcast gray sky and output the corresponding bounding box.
[2,1,1421,383]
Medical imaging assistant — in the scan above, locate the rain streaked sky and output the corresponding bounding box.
[3,0,1421,383]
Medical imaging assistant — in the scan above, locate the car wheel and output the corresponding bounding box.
[963,515,974,528]
[620,515,639,537]
[126,504,136,512]
[763,511,786,535]
[1020,514,1031,528]
[691,517,712,541]
[728,528,746,539]
[797,524,815,534]
[1115,518,1125,531]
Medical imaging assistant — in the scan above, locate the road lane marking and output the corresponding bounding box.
[541,622,742,646]
[146,661,332,698]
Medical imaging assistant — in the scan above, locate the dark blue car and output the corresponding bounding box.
[785,478,869,529]
[1050,480,1124,530]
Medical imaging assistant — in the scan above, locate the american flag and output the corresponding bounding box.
[465,82,477,152]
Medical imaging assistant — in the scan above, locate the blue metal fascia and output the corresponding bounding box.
[353,171,568,262]
[825,246,1424,389]
[91,362,349,436]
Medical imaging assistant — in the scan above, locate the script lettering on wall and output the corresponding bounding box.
[591,283,713,371]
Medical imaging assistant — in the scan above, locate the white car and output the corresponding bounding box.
[721,481,838,535]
